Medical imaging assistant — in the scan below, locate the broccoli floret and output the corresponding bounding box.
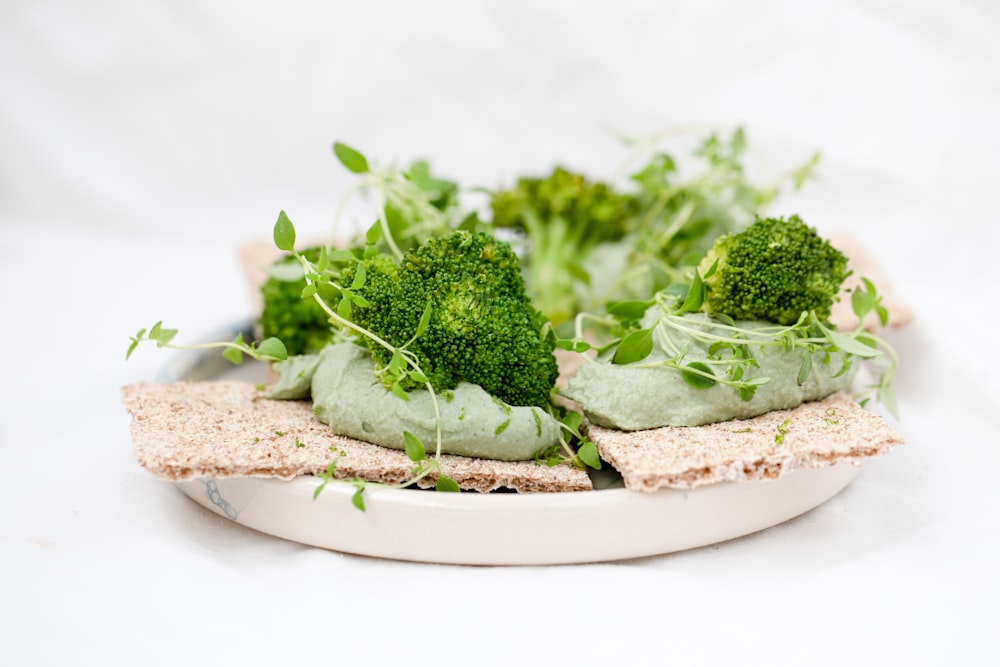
[489,167,639,325]
[259,248,338,355]
[343,231,559,407]
[697,215,850,325]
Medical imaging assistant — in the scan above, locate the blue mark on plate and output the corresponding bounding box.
[203,479,238,520]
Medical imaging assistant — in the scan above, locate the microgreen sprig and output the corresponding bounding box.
[126,321,288,364]
[330,142,455,260]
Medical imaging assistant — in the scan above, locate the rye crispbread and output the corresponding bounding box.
[586,392,904,492]
[122,381,592,493]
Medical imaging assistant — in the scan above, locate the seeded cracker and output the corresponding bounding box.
[586,392,904,492]
[122,382,592,493]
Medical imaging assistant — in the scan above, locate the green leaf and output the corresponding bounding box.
[612,328,654,365]
[680,361,716,388]
[256,337,288,360]
[222,346,244,365]
[607,299,654,321]
[350,260,366,290]
[797,352,812,385]
[223,333,245,364]
[390,381,410,401]
[408,368,429,384]
[351,485,366,511]
[317,246,331,273]
[679,271,705,313]
[273,210,296,252]
[403,431,426,462]
[435,476,461,493]
[562,410,582,433]
[576,439,602,470]
[336,295,352,319]
[566,262,591,286]
[414,301,433,340]
[825,328,881,358]
[333,142,370,174]
[327,249,357,264]
[365,220,382,245]
[126,336,141,361]
[300,283,317,299]
[150,322,178,346]
[388,348,403,375]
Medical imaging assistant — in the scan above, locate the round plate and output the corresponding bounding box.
[162,322,861,565]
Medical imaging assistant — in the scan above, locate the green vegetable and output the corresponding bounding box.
[342,230,559,407]
[697,214,850,325]
[259,247,343,355]
[490,166,638,325]
[488,128,817,325]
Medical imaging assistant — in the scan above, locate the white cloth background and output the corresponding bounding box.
[2,1,998,664]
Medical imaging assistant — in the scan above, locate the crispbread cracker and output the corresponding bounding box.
[122,382,592,493]
[587,392,903,492]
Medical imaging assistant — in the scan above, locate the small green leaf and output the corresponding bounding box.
[316,246,331,273]
[388,348,403,375]
[351,485,366,511]
[797,352,813,385]
[701,257,720,279]
[336,296,352,319]
[403,431,426,462]
[327,249,357,263]
[435,476,461,493]
[566,262,591,286]
[414,301,433,340]
[273,210,296,252]
[408,368,429,384]
[576,440,602,470]
[679,271,705,313]
[365,220,382,245]
[607,299,654,321]
[256,337,288,360]
[612,328,654,365]
[350,261,367,290]
[222,346,244,365]
[300,283,317,299]
[680,361,716,388]
[562,411,582,433]
[390,381,410,401]
[825,328,881,358]
[126,337,141,360]
[151,323,178,346]
[333,142,370,174]
[222,333,245,364]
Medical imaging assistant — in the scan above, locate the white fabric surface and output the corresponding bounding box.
[2,1,998,664]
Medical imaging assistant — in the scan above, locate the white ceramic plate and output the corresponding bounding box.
[163,323,862,565]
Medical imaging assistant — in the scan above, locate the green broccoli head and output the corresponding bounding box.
[490,166,636,243]
[697,215,850,325]
[259,248,337,355]
[344,231,559,407]
[489,167,639,325]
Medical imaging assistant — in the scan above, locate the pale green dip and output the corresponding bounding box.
[269,342,559,461]
[562,313,854,431]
